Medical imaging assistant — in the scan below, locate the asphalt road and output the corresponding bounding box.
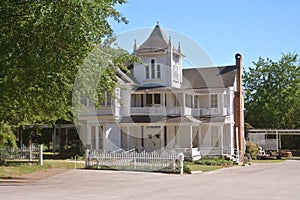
[1,160,300,200]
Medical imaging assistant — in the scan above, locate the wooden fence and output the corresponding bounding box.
[86,149,182,172]
[0,144,43,165]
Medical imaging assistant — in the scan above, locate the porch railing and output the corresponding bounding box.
[192,108,228,116]
[130,106,181,116]
[200,147,222,156]
[131,106,227,116]
[173,147,201,161]
[86,149,180,172]
[199,146,240,163]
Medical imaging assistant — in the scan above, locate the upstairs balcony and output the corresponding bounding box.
[191,107,228,116]
[131,106,181,116]
[130,106,227,116]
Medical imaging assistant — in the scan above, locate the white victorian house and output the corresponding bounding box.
[77,23,245,161]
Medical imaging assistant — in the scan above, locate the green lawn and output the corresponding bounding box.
[187,164,225,172]
[251,159,286,163]
[0,160,85,179]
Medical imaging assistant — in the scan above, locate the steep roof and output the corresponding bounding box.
[135,23,179,55]
[182,65,237,89]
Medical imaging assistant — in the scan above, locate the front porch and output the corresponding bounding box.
[119,117,235,161]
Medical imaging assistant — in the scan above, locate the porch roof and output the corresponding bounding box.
[132,85,226,94]
[119,115,199,124]
[119,116,226,124]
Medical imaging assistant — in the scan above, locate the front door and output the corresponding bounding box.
[144,126,161,152]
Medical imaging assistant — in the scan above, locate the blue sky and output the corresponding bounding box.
[110,0,300,70]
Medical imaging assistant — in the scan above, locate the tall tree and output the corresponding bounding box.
[0,0,128,126]
[243,53,300,129]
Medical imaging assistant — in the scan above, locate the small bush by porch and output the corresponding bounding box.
[183,157,235,174]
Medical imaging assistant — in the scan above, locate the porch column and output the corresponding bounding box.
[220,125,224,155]
[192,95,194,108]
[162,93,166,106]
[95,125,99,150]
[160,125,164,149]
[182,93,186,115]
[127,126,130,150]
[189,125,193,148]
[230,123,234,155]
[198,125,201,149]
[220,94,224,114]
[235,127,239,155]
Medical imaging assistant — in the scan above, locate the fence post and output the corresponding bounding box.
[39,144,43,166]
[29,144,32,162]
[179,153,184,175]
[85,149,90,168]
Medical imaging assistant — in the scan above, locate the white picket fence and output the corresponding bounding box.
[86,149,181,172]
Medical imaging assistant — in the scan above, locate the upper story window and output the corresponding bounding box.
[194,96,198,108]
[132,93,161,107]
[185,94,192,108]
[151,59,155,79]
[211,94,218,108]
[157,64,161,79]
[145,59,161,80]
[173,64,178,81]
[145,66,149,79]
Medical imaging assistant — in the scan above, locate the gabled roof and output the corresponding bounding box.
[182,65,237,89]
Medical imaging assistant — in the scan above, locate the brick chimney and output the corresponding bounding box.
[234,53,245,161]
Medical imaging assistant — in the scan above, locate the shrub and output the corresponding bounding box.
[246,141,259,159]
[0,158,6,166]
[183,162,191,174]
[193,157,233,166]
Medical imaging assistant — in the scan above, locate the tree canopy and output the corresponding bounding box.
[243,53,300,129]
[0,0,128,126]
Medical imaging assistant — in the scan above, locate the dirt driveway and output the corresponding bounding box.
[1,160,300,200]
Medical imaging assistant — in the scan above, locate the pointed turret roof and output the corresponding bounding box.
[136,22,180,55]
